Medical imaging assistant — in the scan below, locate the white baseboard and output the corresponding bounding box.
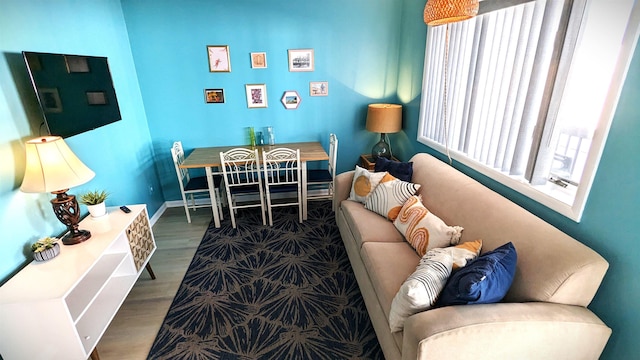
[148,202,167,226]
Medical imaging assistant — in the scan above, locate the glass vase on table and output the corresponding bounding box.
[249,127,256,148]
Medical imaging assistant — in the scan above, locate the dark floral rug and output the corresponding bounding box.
[147,201,383,359]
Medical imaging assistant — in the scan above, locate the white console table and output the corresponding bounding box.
[0,204,156,360]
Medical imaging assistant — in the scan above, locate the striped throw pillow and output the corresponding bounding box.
[388,248,453,332]
[364,177,420,221]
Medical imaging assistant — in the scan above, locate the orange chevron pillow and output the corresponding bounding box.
[394,195,464,256]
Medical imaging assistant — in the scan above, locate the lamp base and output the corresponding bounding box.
[51,190,92,246]
[61,229,91,245]
[371,133,392,160]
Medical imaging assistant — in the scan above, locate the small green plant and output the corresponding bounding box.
[79,189,109,205]
[31,237,59,253]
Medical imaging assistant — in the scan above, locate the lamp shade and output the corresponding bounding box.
[20,136,95,193]
[365,104,402,134]
[424,0,479,26]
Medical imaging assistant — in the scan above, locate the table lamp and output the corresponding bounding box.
[20,136,96,245]
[365,103,402,160]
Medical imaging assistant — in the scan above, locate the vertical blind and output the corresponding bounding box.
[420,0,572,183]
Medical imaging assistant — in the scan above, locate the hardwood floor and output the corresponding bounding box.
[96,206,214,360]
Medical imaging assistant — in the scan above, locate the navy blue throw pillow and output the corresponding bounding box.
[436,242,517,307]
[374,157,413,182]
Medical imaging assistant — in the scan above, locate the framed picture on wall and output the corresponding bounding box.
[204,88,225,103]
[309,81,328,96]
[288,49,314,72]
[281,91,301,110]
[207,45,231,72]
[250,52,267,68]
[245,84,268,108]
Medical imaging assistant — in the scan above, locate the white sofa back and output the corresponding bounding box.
[409,153,608,306]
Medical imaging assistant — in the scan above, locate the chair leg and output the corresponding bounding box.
[266,193,273,226]
[182,200,192,224]
[216,190,224,220]
[228,201,237,228]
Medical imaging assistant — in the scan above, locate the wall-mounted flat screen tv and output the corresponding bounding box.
[23,51,122,138]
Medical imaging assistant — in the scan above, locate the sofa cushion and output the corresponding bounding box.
[393,195,463,256]
[348,166,388,203]
[437,242,518,306]
[340,200,404,249]
[360,242,420,321]
[388,248,453,332]
[365,178,420,221]
[374,157,413,182]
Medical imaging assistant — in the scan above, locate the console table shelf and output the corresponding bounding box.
[0,204,156,360]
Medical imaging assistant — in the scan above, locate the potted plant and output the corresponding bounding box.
[79,189,109,218]
[31,237,60,262]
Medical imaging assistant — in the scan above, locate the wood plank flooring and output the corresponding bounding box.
[96,206,214,360]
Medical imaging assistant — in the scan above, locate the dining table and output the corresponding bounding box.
[180,141,330,228]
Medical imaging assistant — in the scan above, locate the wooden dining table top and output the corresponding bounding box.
[180,141,329,168]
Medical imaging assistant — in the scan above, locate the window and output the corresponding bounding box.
[418,0,639,221]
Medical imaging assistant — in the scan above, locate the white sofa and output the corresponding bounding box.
[334,153,611,360]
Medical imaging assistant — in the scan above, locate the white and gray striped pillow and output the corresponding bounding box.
[388,248,453,332]
[364,178,420,221]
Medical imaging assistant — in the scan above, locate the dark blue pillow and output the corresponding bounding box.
[374,157,413,182]
[436,242,517,307]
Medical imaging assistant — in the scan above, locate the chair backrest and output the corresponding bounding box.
[328,133,338,179]
[170,141,190,188]
[262,148,301,186]
[220,148,262,187]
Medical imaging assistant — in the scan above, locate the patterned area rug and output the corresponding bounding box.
[147,201,383,359]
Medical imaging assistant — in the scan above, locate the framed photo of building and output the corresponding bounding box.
[281,90,301,110]
[288,49,314,72]
[207,45,231,72]
[204,88,225,103]
[250,52,267,69]
[309,81,328,96]
[245,84,268,108]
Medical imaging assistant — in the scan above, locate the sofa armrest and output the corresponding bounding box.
[333,171,354,213]
[402,302,611,360]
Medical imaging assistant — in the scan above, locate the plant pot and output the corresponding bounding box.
[33,243,60,262]
[87,202,107,218]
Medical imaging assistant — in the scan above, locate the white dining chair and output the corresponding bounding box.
[306,133,338,203]
[262,147,303,226]
[220,148,266,228]
[170,141,224,223]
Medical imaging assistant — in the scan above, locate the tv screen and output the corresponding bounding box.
[23,51,122,138]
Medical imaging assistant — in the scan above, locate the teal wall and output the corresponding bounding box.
[120,0,403,201]
[395,1,640,359]
[0,0,164,282]
[0,0,638,358]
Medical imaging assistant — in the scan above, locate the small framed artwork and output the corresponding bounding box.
[250,52,267,69]
[281,91,301,110]
[288,49,314,72]
[245,84,268,108]
[207,45,231,72]
[38,88,63,113]
[309,81,328,96]
[204,88,225,103]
